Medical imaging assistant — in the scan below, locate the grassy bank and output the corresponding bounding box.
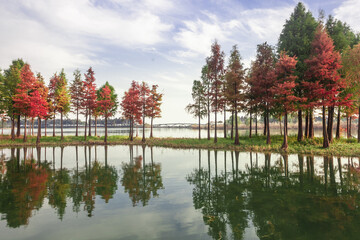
[1,134,360,157]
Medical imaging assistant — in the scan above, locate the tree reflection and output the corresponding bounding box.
[187,151,360,240]
[0,148,50,228]
[121,145,164,206]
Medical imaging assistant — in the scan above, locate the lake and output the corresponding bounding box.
[1,126,326,138]
[1,146,360,239]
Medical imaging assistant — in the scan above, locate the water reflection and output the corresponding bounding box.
[121,145,164,207]
[187,151,360,240]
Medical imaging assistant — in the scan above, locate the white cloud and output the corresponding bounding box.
[0,0,173,78]
[333,0,360,32]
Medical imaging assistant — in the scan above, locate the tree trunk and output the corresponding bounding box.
[53,113,56,137]
[322,105,329,148]
[1,119,3,136]
[350,117,352,137]
[130,118,133,141]
[309,109,314,138]
[266,105,271,144]
[84,110,88,141]
[234,104,239,145]
[231,110,234,140]
[249,112,252,138]
[23,116,27,142]
[16,115,20,137]
[347,116,349,138]
[61,112,64,140]
[37,117,41,145]
[11,117,15,140]
[327,106,334,142]
[207,90,210,140]
[279,116,282,136]
[358,106,360,143]
[336,107,341,139]
[76,107,79,137]
[142,114,145,142]
[198,112,201,140]
[32,118,34,136]
[104,116,108,143]
[89,114,92,137]
[223,109,226,138]
[150,117,154,138]
[263,114,267,136]
[45,119,47,137]
[282,112,288,149]
[297,110,303,141]
[255,113,258,136]
[95,116,97,137]
[305,111,309,138]
[214,106,217,143]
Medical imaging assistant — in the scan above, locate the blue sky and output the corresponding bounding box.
[0,0,359,123]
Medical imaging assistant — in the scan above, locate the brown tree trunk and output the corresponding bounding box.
[350,116,352,137]
[327,106,334,142]
[255,113,258,136]
[16,115,20,137]
[305,111,309,138]
[322,105,329,148]
[104,115,108,143]
[130,118,133,141]
[11,116,15,140]
[309,109,314,138]
[297,110,303,141]
[37,117,41,145]
[249,112,252,138]
[347,116,349,138]
[207,89,210,140]
[198,112,201,140]
[95,116,97,137]
[61,112,64,140]
[84,110,88,141]
[150,117,154,138]
[263,114,267,136]
[223,109,226,138]
[31,118,34,136]
[53,113,56,137]
[336,107,341,139]
[142,114,145,142]
[282,112,288,149]
[23,116,27,142]
[45,119,47,137]
[358,107,360,143]
[234,103,239,145]
[279,116,282,136]
[76,107,79,137]
[89,114,92,137]
[266,105,271,145]
[231,110,234,140]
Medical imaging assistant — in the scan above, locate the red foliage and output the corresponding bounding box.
[98,85,115,118]
[83,67,97,114]
[304,25,344,107]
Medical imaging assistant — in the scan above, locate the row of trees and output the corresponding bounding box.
[120,81,163,141]
[0,62,163,143]
[187,2,360,149]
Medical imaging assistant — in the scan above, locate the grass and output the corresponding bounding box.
[0,134,360,157]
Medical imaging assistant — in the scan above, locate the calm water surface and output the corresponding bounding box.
[1,146,360,239]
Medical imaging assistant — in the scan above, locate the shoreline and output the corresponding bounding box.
[0,135,359,157]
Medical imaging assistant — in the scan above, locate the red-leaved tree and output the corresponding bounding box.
[148,85,163,138]
[271,52,304,149]
[83,67,97,140]
[304,25,343,148]
[121,81,142,141]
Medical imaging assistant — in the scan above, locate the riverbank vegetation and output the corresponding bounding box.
[1,134,360,157]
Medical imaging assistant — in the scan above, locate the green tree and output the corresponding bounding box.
[56,70,71,140]
[278,2,318,141]
[186,80,207,139]
[1,59,25,140]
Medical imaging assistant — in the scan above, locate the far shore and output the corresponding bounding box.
[0,134,359,158]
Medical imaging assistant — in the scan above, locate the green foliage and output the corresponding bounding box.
[55,69,71,114]
[186,80,207,119]
[97,81,118,116]
[278,2,318,83]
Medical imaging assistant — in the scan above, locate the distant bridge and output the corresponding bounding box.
[153,123,195,128]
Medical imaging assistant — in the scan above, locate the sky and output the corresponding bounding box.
[0,0,359,124]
